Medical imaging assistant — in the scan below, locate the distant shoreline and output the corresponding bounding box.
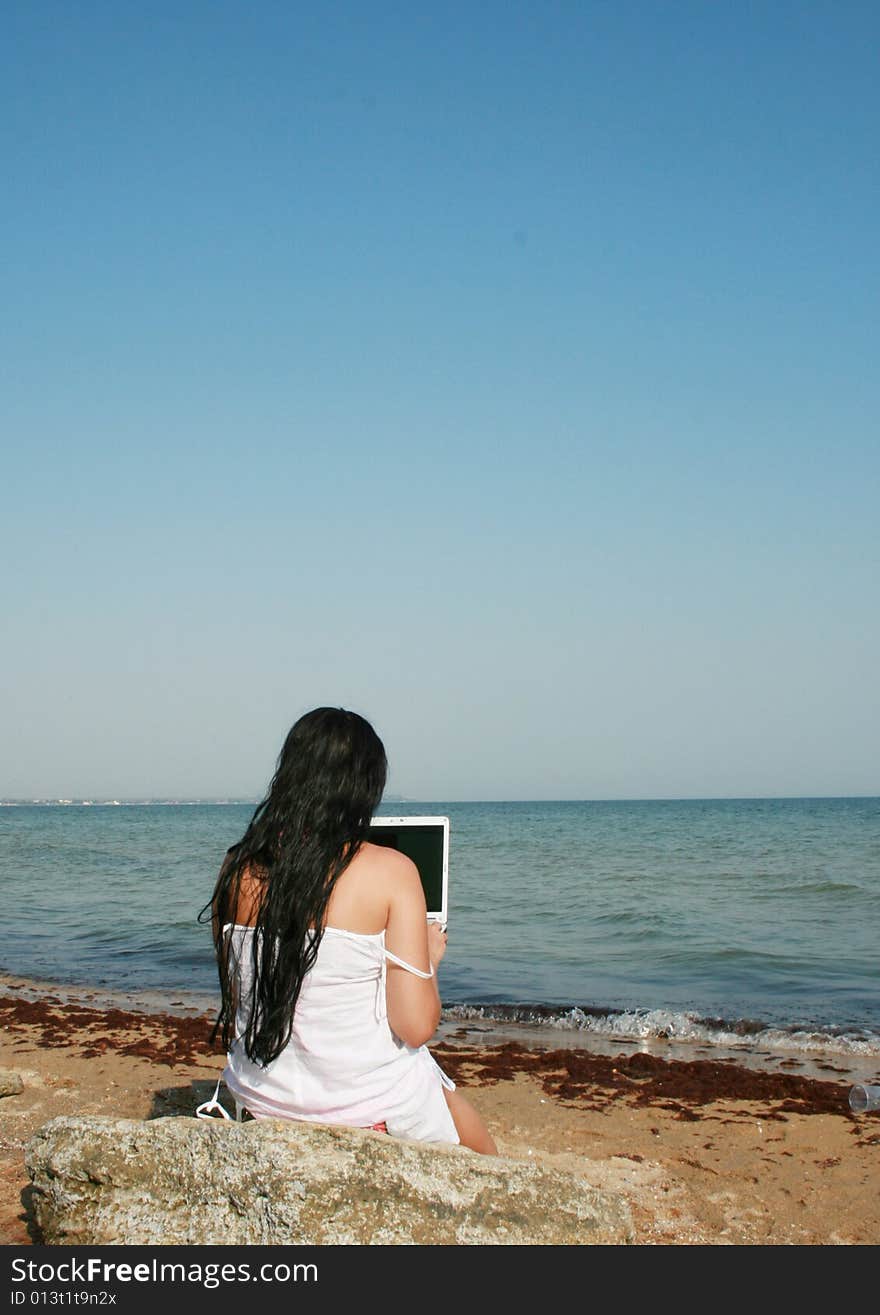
[0,799,260,807]
[0,795,411,806]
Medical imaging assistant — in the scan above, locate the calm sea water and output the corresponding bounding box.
[1,798,878,1061]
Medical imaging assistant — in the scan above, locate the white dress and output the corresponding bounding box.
[221,924,460,1145]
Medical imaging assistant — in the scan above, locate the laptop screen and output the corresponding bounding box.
[368,816,449,923]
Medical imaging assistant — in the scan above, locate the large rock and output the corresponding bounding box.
[27,1115,633,1245]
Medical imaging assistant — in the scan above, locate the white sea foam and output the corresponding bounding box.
[443,1003,880,1060]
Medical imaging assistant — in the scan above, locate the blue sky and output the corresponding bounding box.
[3,1,878,800]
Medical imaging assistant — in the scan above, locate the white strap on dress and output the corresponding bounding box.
[376,948,434,1022]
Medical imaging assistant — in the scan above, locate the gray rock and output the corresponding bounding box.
[27,1115,633,1245]
[0,1069,24,1098]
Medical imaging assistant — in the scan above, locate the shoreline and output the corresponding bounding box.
[3,969,877,1086]
[1,979,878,1244]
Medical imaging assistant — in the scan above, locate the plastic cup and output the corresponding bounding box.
[849,1084,880,1113]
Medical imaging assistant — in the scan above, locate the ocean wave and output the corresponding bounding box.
[773,880,867,895]
[442,1002,880,1058]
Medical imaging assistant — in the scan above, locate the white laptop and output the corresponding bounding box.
[368,815,449,926]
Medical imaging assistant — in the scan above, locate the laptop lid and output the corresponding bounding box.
[368,815,449,926]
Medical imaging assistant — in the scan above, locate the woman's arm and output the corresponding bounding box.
[383,854,447,1048]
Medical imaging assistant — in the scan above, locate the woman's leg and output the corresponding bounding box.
[444,1087,498,1155]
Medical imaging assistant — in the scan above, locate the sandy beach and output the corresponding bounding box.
[1,977,878,1247]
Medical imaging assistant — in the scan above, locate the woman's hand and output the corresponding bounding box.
[427,921,448,970]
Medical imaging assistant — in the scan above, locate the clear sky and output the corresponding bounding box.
[3,1,878,801]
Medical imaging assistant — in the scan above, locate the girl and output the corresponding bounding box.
[203,707,496,1154]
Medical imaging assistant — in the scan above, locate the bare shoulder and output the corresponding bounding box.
[357,843,427,922]
[349,842,423,905]
[325,841,418,933]
[356,841,420,884]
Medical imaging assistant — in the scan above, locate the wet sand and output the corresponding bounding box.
[1,982,878,1246]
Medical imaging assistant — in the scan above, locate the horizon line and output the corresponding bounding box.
[3,793,878,806]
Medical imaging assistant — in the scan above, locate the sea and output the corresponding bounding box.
[2,798,878,1081]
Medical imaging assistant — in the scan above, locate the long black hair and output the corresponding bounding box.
[200,707,387,1065]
